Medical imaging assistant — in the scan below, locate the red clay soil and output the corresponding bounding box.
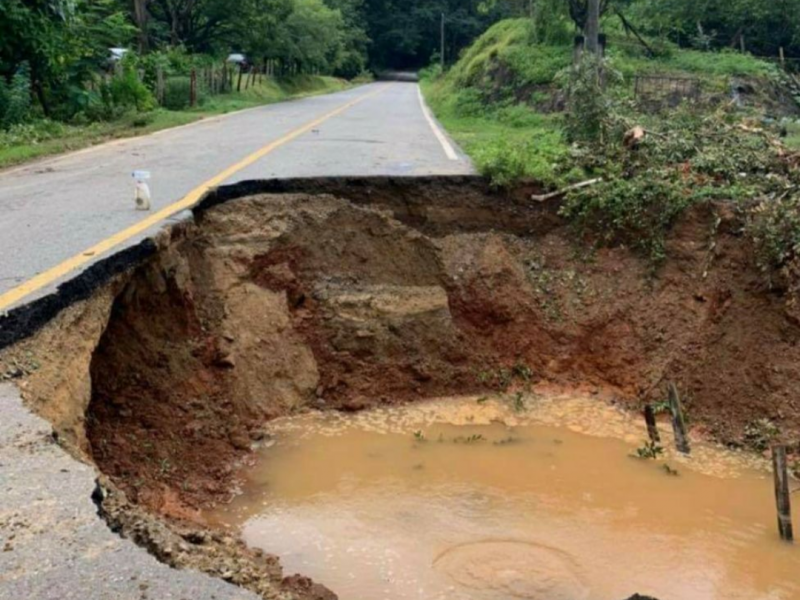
[82,189,800,519]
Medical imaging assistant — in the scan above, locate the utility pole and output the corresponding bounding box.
[585,0,601,56]
[441,13,446,70]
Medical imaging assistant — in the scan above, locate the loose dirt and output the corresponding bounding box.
[2,177,800,599]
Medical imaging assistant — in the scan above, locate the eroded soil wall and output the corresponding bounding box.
[3,175,800,516]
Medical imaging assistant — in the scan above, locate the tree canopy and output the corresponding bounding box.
[3,0,800,124]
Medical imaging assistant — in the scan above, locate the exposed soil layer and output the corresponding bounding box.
[90,183,800,512]
[2,176,800,599]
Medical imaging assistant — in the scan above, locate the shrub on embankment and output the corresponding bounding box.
[423,18,800,289]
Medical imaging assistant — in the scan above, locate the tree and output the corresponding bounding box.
[132,0,150,52]
[585,0,600,54]
[0,0,134,118]
[362,0,498,69]
[147,0,232,52]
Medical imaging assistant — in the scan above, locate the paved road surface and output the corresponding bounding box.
[0,384,259,600]
[0,82,472,312]
[0,82,471,599]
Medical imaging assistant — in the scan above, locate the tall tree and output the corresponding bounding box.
[585,0,600,53]
[132,0,150,52]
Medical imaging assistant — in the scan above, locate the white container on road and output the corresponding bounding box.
[132,170,151,211]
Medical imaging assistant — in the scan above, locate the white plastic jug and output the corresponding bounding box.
[132,170,152,211]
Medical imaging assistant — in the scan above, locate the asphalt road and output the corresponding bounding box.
[0,384,259,600]
[0,82,472,599]
[0,82,472,312]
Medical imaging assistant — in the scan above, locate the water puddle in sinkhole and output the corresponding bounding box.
[207,392,800,600]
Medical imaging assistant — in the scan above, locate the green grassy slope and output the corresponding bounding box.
[422,18,785,185]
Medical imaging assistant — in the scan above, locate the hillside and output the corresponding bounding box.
[423,18,797,186]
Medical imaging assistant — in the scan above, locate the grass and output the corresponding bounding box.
[421,18,784,189]
[785,121,800,150]
[421,18,800,276]
[0,75,351,170]
[446,19,573,93]
[421,78,570,186]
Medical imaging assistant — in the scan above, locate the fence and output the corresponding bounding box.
[634,75,701,110]
[151,59,289,109]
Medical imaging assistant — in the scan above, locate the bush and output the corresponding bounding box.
[1,63,32,128]
[473,139,530,188]
[418,63,443,82]
[748,194,800,281]
[351,70,375,84]
[0,79,7,125]
[561,176,692,262]
[559,54,622,144]
[163,76,192,110]
[0,120,66,149]
[108,65,155,113]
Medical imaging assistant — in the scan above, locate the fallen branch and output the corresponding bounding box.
[614,7,656,57]
[531,178,603,203]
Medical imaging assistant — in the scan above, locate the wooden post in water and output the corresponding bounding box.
[667,383,690,454]
[772,446,794,542]
[644,405,661,444]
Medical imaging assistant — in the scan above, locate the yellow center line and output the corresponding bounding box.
[0,84,391,314]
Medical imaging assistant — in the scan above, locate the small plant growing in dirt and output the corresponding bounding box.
[743,418,780,452]
[158,458,172,476]
[512,362,534,383]
[493,436,520,446]
[651,398,671,415]
[476,367,513,392]
[476,396,490,405]
[662,464,679,477]
[496,368,513,391]
[452,434,486,444]
[413,430,427,443]
[512,392,526,413]
[635,440,664,460]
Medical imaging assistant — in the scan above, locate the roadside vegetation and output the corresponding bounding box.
[423,2,800,285]
[0,0,535,168]
[0,75,350,168]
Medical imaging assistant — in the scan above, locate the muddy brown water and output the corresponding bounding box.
[209,394,800,600]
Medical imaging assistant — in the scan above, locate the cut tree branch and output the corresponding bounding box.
[531,178,603,203]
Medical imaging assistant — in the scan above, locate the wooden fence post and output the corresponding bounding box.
[772,446,794,542]
[644,405,661,444]
[190,68,197,107]
[156,67,165,105]
[667,383,690,454]
[237,64,244,92]
[780,47,786,70]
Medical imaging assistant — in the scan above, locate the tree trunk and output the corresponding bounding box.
[132,0,149,53]
[585,0,601,56]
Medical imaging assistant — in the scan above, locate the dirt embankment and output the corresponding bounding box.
[2,177,800,599]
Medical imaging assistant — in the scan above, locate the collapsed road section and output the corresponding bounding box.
[2,176,799,599]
